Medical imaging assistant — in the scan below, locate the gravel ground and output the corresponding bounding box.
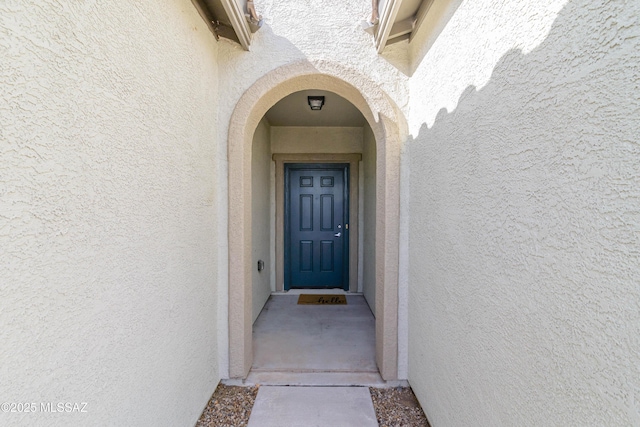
[196,384,259,427]
[370,387,431,427]
[196,384,430,427]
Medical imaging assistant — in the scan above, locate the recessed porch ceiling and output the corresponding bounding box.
[264,90,367,127]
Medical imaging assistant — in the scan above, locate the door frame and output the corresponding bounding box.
[274,153,361,293]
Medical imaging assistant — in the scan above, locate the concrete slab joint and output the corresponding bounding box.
[227,60,406,380]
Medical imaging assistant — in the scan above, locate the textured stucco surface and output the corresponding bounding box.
[252,118,272,322]
[218,0,409,125]
[406,0,640,425]
[0,1,221,426]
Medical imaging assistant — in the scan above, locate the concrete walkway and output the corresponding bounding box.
[247,386,378,427]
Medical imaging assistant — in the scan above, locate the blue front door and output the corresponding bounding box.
[285,164,349,290]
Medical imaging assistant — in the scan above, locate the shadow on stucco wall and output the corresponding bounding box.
[407,0,464,76]
[404,0,639,425]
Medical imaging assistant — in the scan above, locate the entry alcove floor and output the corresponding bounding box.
[247,293,380,385]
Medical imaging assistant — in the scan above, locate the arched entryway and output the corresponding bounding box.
[227,60,405,380]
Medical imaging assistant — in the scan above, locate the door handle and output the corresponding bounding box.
[334,232,341,237]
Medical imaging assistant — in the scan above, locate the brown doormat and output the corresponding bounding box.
[297,294,347,305]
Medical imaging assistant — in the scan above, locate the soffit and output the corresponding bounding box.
[190,0,257,50]
[264,90,366,127]
[368,0,436,52]
[397,0,423,22]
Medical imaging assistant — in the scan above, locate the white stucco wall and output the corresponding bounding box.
[252,118,272,322]
[0,1,221,426]
[362,125,377,314]
[405,0,640,425]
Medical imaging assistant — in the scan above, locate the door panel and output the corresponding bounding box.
[320,240,334,272]
[285,164,348,290]
[320,195,334,231]
[300,195,313,230]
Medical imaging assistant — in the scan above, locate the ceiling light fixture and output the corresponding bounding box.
[307,96,325,111]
